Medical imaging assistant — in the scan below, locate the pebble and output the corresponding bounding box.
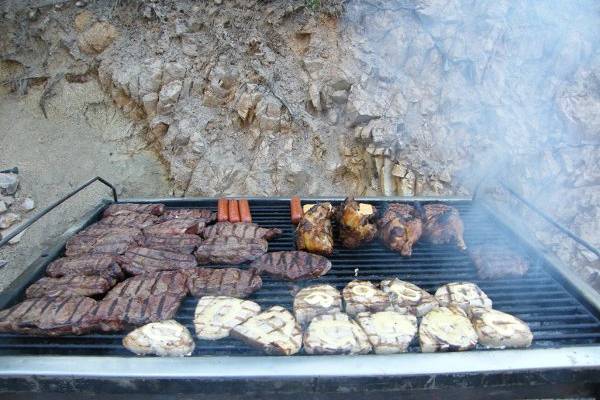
[0,173,18,196]
[8,231,25,245]
[19,197,35,212]
[0,213,20,229]
[0,201,6,214]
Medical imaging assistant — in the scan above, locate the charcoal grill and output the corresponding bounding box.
[0,177,599,399]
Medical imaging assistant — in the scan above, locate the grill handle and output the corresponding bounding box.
[0,176,117,248]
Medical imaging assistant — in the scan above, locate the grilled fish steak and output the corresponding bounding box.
[355,311,417,354]
[105,271,188,299]
[296,203,334,256]
[201,222,282,241]
[119,247,197,275]
[422,204,466,250]
[25,276,115,299]
[337,198,377,248]
[123,320,195,357]
[470,307,533,349]
[103,203,165,217]
[143,219,205,235]
[159,208,216,223]
[46,254,123,280]
[378,203,423,256]
[186,268,262,298]
[343,280,391,317]
[139,233,201,254]
[0,296,98,336]
[99,213,159,229]
[195,237,268,265]
[194,296,261,340]
[249,251,332,281]
[434,282,492,315]
[380,278,438,317]
[293,284,342,326]
[468,244,529,279]
[419,306,478,352]
[65,229,142,257]
[303,312,371,355]
[231,306,302,355]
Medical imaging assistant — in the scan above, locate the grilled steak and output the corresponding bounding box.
[194,296,261,340]
[119,247,197,275]
[378,203,423,256]
[470,307,532,349]
[123,320,195,357]
[99,213,159,229]
[65,228,142,256]
[159,208,215,223]
[195,237,268,265]
[103,203,165,217]
[186,268,262,298]
[355,311,417,354]
[143,219,205,235]
[82,294,184,332]
[419,306,478,352]
[139,233,201,254]
[104,271,188,299]
[46,254,123,280]
[201,222,282,241]
[231,306,302,355]
[343,280,391,317]
[380,278,438,317]
[25,276,115,299]
[77,224,143,238]
[337,198,377,248]
[296,203,334,256]
[422,204,466,250]
[468,244,529,279]
[249,251,332,281]
[303,312,371,355]
[434,282,492,315]
[293,284,342,326]
[0,296,98,336]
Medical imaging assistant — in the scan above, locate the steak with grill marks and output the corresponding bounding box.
[468,244,529,279]
[159,208,215,223]
[143,219,205,235]
[250,251,332,281]
[201,222,282,241]
[25,276,116,299]
[378,203,423,257]
[0,296,98,336]
[139,233,201,254]
[46,254,123,280]
[105,271,188,299]
[99,213,159,229]
[422,204,466,250]
[195,237,268,265]
[186,268,262,298]
[65,228,142,256]
[103,203,165,217]
[119,247,197,275]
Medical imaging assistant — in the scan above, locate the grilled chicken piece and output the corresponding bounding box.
[378,203,423,256]
[26,275,115,299]
[139,233,201,254]
[296,203,334,256]
[65,226,142,256]
[194,296,261,340]
[231,306,302,355]
[380,278,438,317]
[99,213,159,229]
[337,198,377,248]
[250,251,332,281]
[186,268,262,298]
[422,204,466,250]
[468,244,529,279]
[201,222,282,241]
[46,254,123,280]
[470,308,532,349]
[143,219,205,235]
[159,208,216,223]
[303,312,371,355]
[434,282,492,315]
[123,320,195,357]
[355,311,417,354]
[119,247,197,275]
[103,203,165,217]
[343,280,391,317]
[104,271,189,299]
[195,237,268,265]
[293,284,342,326]
[419,306,478,352]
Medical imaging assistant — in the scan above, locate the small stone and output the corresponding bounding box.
[0,173,18,195]
[8,231,24,245]
[0,213,20,229]
[0,201,6,214]
[75,0,87,7]
[0,196,14,207]
[19,197,35,212]
[78,22,118,55]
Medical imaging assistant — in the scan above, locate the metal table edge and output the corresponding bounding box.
[117,196,474,203]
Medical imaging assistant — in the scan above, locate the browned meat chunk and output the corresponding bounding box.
[105,271,189,299]
[119,247,197,275]
[139,233,201,254]
[25,276,115,299]
[378,203,423,256]
[65,227,142,257]
[159,208,216,223]
[103,203,165,217]
[78,224,142,239]
[337,198,377,248]
[0,296,98,336]
[422,204,466,250]
[201,222,282,241]
[46,254,123,280]
[469,244,529,279]
[186,268,262,298]
[296,203,334,256]
[250,251,332,281]
[99,213,159,229]
[195,237,268,265]
[143,219,205,235]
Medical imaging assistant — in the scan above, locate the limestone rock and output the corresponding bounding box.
[0,201,6,214]
[0,213,20,229]
[0,173,18,195]
[157,80,182,115]
[78,22,118,55]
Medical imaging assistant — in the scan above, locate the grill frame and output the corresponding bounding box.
[0,196,599,399]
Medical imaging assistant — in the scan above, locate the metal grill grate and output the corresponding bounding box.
[0,199,599,356]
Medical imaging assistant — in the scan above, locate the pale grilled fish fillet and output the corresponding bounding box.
[355,311,417,354]
[194,296,261,340]
[293,284,342,326]
[123,320,195,357]
[419,306,478,352]
[303,312,371,355]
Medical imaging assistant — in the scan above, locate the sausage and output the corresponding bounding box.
[290,196,302,224]
[217,198,229,222]
[228,200,241,223]
[239,199,252,223]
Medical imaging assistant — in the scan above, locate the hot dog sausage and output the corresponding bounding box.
[239,199,252,223]
[290,196,302,224]
[217,198,229,222]
[228,199,241,223]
